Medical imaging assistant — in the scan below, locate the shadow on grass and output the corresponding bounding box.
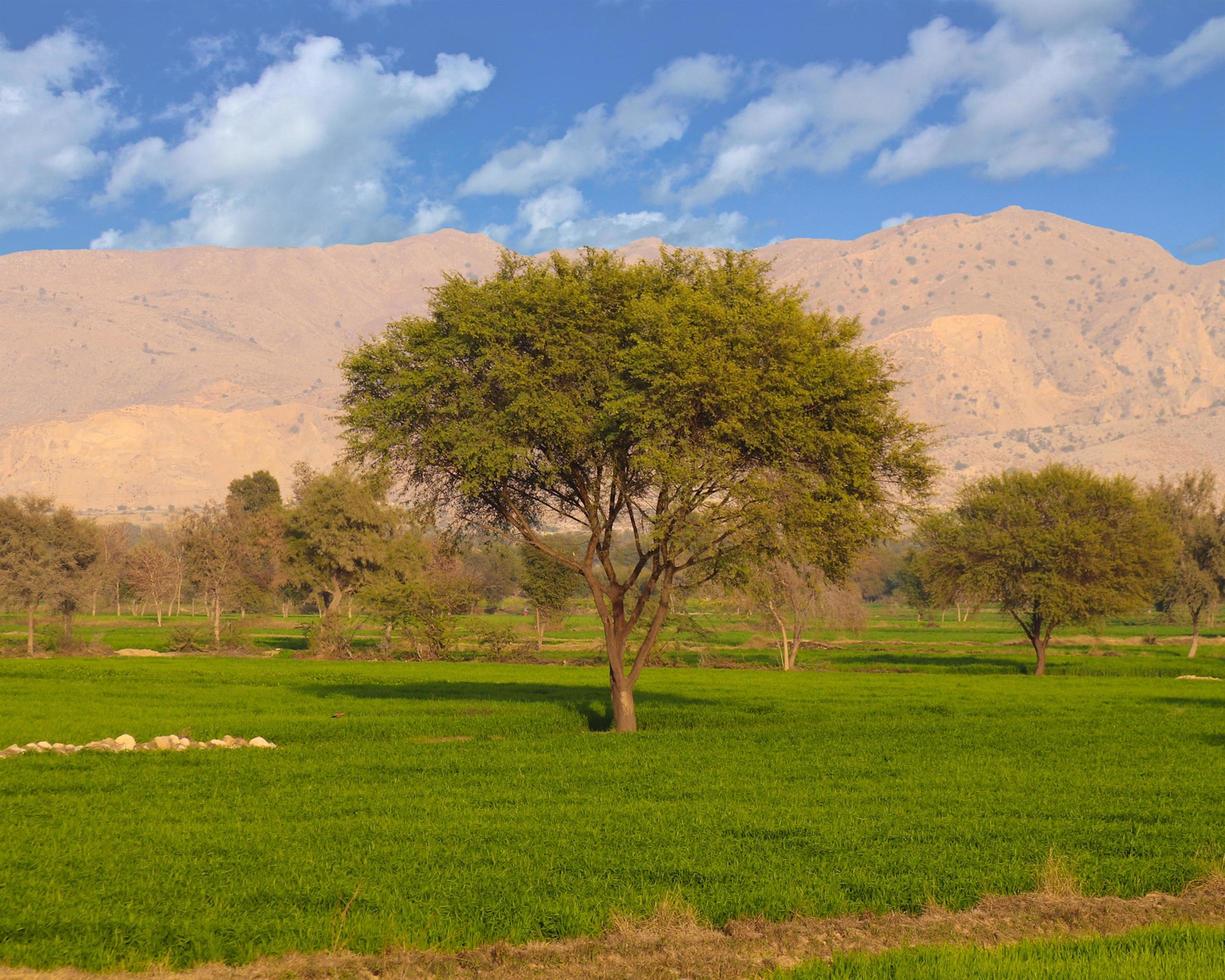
[298,679,713,731]
[1153,696,1225,709]
[827,652,1032,674]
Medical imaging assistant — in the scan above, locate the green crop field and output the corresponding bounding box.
[1,642,1223,972]
[780,925,1225,979]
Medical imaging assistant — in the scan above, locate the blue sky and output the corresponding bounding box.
[1,0,1222,259]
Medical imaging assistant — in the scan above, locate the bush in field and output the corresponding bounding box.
[343,248,931,730]
[918,464,1176,675]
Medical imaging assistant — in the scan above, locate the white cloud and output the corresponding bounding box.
[880,212,914,229]
[407,198,460,235]
[331,0,412,17]
[94,37,492,248]
[680,19,974,204]
[1154,16,1225,86]
[514,184,744,251]
[0,30,118,234]
[870,24,1129,182]
[186,34,246,77]
[676,7,1220,199]
[460,54,737,196]
[974,0,1134,33]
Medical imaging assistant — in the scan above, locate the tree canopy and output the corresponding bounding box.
[1151,471,1225,658]
[0,496,97,654]
[917,464,1175,675]
[342,248,931,729]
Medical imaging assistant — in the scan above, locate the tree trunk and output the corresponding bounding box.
[787,629,803,671]
[155,602,163,627]
[534,607,544,653]
[212,596,222,648]
[1033,636,1048,676]
[610,672,637,733]
[26,605,35,656]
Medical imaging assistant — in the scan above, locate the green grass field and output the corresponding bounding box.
[1,648,1222,971]
[780,925,1225,978]
[3,601,1223,676]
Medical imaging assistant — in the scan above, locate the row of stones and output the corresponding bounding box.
[1,733,276,758]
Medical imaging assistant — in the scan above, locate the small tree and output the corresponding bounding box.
[361,530,480,659]
[1151,471,1225,658]
[226,470,283,514]
[740,558,865,670]
[0,496,97,654]
[125,540,179,625]
[519,542,580,651]
[284,465,397,655]
[343,248,931,730]
[918,464,1176,675]
[894,548,935,623]
[180,504,248,647]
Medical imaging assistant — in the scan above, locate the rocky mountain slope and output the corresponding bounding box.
[0,208,1221,510]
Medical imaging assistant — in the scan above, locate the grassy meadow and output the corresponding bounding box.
[0,603,1222,972]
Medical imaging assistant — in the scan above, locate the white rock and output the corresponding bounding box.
[36,741,52,750]
[248,736,274,749]
[114,734,136,751]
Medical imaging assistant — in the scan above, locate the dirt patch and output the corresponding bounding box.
[9,876,1224,979]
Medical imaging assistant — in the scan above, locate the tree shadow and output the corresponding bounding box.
[828,652,1031,674]
[1152,695,1225,709]
[298,679,712,732]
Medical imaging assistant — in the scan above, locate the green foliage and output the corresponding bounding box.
[519,542,580,615]
[284,466,397,654]
[359,530,481,659]
[917,465,1177,673]
[1150,471,1225,644]
[0,496,97,651]
[0,659,1221,970]
[225,470,283,515]
[342,248,932,726]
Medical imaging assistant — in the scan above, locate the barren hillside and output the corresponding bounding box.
[0,208,1221,510]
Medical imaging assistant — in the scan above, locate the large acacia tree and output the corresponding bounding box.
[342,249,931,730]
[918,464,1176,675]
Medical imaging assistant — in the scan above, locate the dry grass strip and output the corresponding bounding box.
[9,876,1224,980]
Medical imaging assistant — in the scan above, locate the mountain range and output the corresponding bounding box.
[1,206,1221,513]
